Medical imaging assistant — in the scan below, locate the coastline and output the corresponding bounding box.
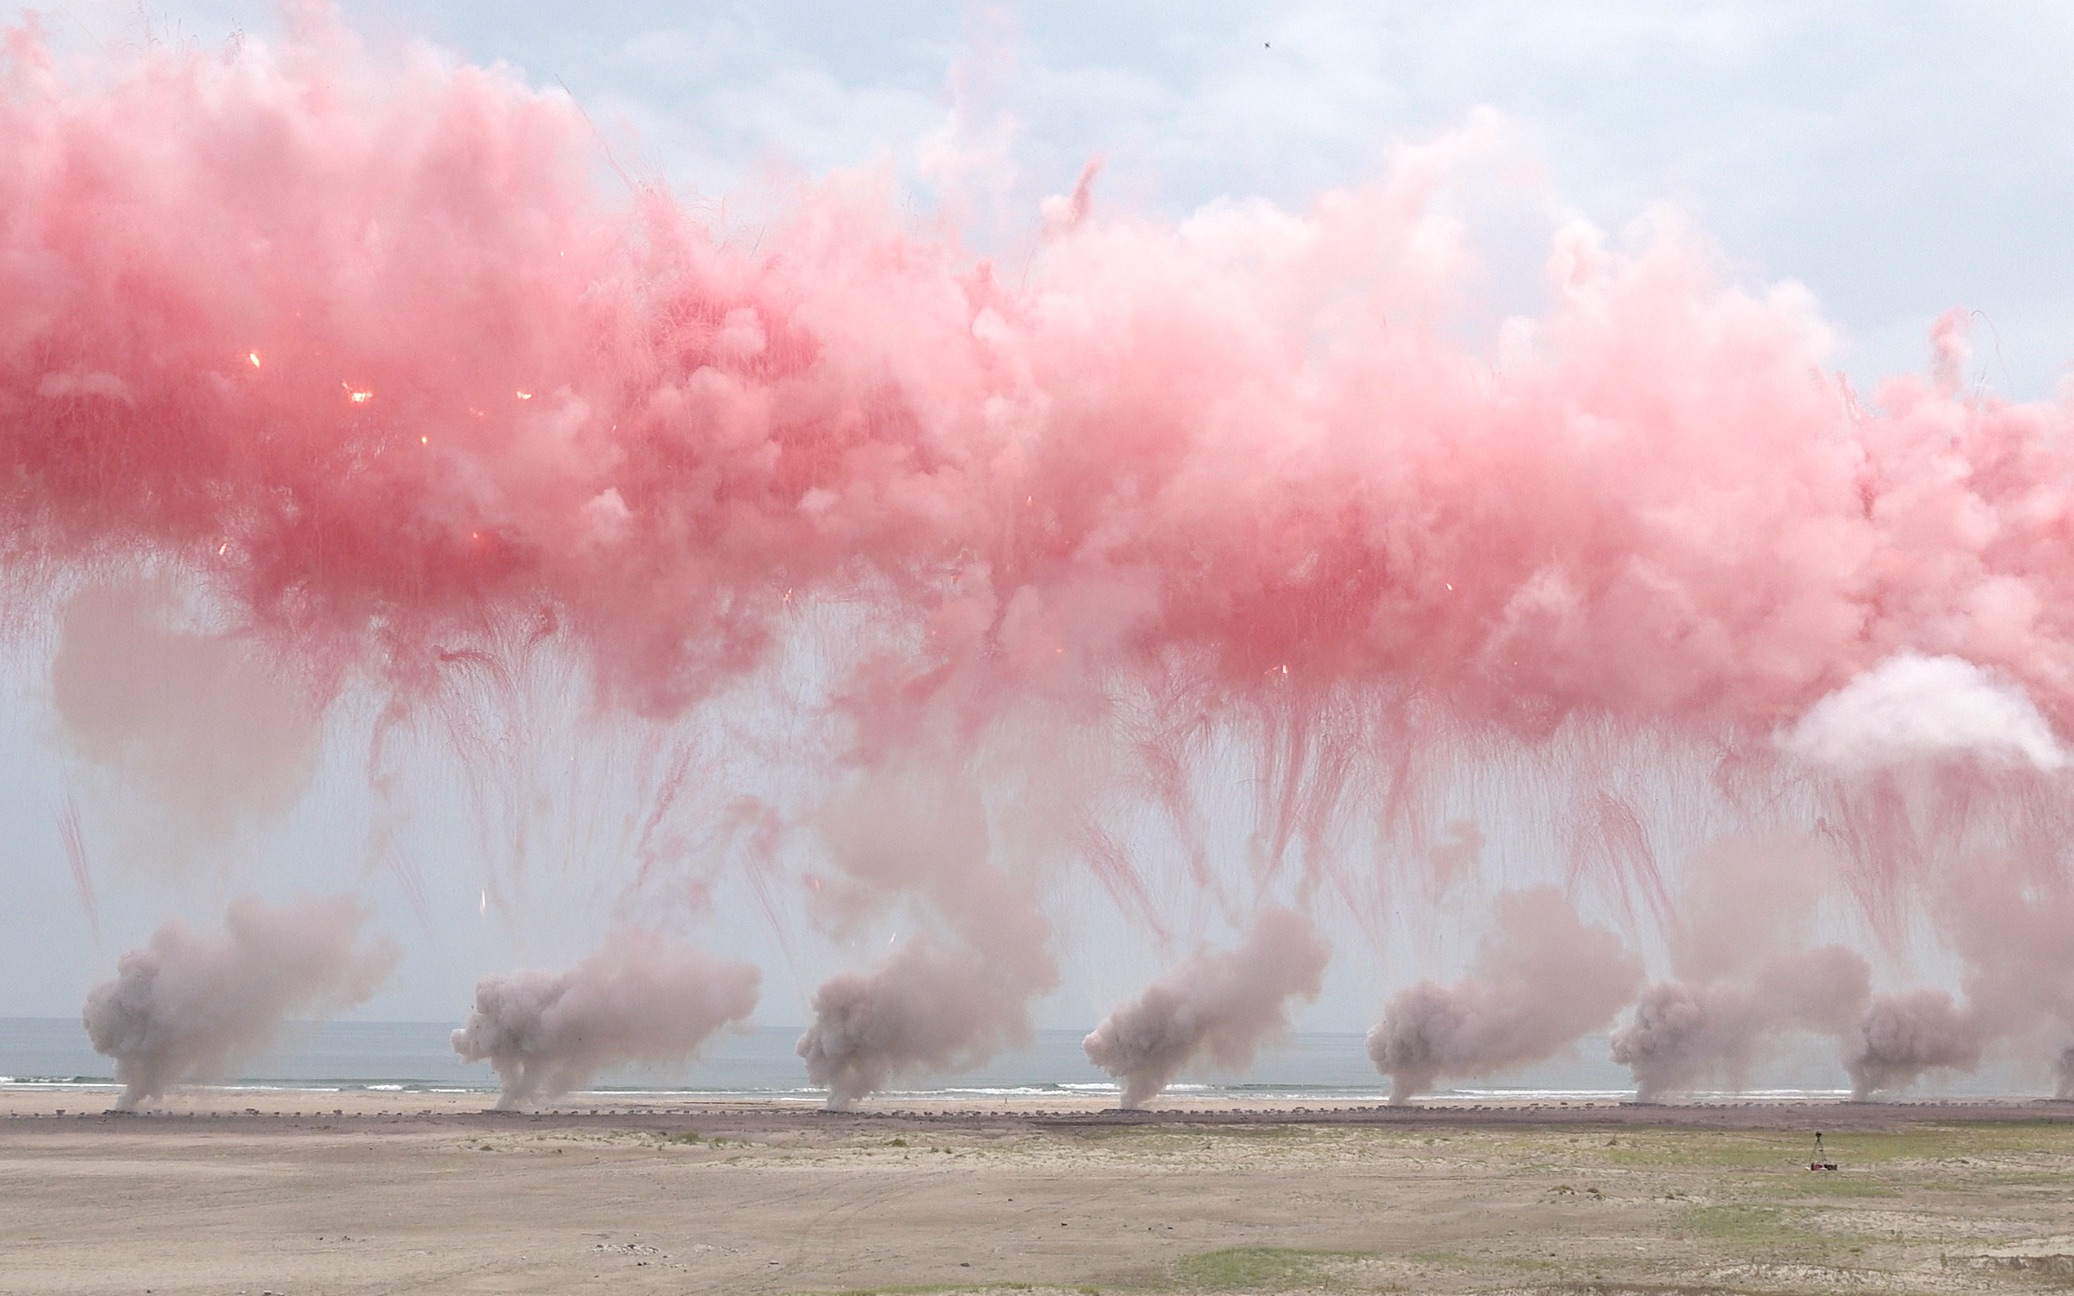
[5,1082,2070,1128]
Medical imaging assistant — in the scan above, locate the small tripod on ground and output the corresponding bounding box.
[1808,1131,1838,1171]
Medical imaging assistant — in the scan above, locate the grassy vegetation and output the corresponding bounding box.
[691,1119,2074,1296]
[1677,1203,1822,1245]
[789,1287,1097,1296]
[1765,1172,1903,1199]
[792,1286,1043,1296]
[1169,1247,1366,1291]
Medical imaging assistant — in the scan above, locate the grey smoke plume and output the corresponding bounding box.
[1934,861,2074,1085]
[2057,1046,2074,1101]
[83,894,397,1109]
[1612,947,1871,1100]
[1841,856,2074,1099]
[1610,841,1871,1100]
[798,932,1047,1107]
[452,933,759,1108]
[797,763,1058,1108]
[1367,887,1641,1103]
[1847,988,1985,1099]
[1083,907,1330,1109]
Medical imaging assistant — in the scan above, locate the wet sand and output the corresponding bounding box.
[5,1088,2073,1294]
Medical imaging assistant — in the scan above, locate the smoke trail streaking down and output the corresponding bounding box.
[1368,889,1641,1103]
[1084,907,1330,1109]
[451,934,759,1108]
[82,894,398,1109]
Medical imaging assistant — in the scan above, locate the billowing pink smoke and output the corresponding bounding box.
[10,16,2074,1097]
[1367,889,1641,1102]
[452,933,759,1108]
[11,16,2074,752]
[82,893,398,1109]
[1084,907,1329,1108]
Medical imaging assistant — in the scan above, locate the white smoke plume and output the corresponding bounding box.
[1847,989,1986,1099]
[452,933,760,1108]
[1083,907,1330,1109]
[83,894,398,1109]
[1778,654,2068,773]
[1610,840,1871,1100]
[796,762,1058,1108]
[1367,887,1641,1103]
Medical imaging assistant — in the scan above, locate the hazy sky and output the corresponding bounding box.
[2,0,2068,1028]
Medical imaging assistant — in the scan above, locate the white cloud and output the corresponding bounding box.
[1779,654,2067,773]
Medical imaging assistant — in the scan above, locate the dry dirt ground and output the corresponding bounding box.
[4,1094,2073,1295]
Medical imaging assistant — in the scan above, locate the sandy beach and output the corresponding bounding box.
[5,1088,2073,1294]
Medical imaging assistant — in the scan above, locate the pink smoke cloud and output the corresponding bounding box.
[9,18,2072,755]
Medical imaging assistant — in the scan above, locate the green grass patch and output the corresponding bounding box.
[1678,1202,1833,1248]
[1767,1172,1902,1199]
[1599,1132,1821,1171]
[786,1286,1047,1296]
[1802,1123,2074,1164]
[1404,1249,1556,1273]
[1171,1246,1363,1291]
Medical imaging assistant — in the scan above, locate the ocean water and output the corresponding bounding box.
[0,1018,1421,1101]
[2,1016,2031,1102]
